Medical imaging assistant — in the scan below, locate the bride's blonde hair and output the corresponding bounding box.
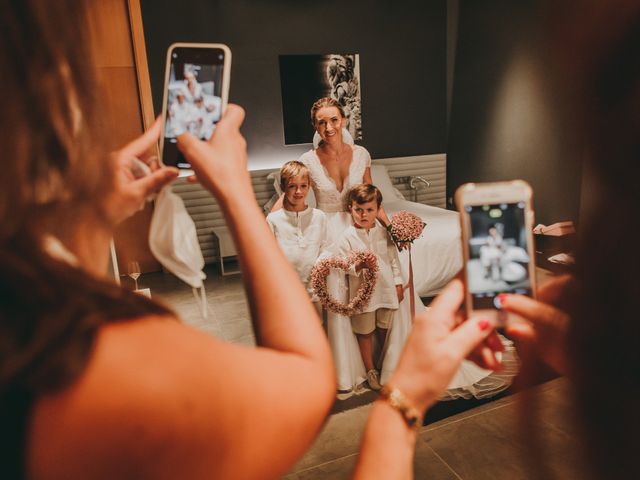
[310,97,346,126]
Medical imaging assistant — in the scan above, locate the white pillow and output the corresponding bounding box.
[262,193,279,216]
[266,171,317,208]
[370,164,405,201]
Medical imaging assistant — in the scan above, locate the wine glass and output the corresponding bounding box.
[127,261,141,291]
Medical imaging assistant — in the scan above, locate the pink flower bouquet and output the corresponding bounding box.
[388,210,426,244]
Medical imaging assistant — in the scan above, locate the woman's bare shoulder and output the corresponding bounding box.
[28,314,332,479]
[27,315,247,478]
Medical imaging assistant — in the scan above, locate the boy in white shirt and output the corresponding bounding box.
[337,184,404,390]
[166,90,192,137]
[267,161,327,317]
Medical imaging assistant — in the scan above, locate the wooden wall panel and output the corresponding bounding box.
[98,67,144,150]
[87,0,161,273]
[113,205,157,273]
[87,0,134,68]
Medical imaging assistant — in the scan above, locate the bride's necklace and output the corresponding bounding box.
[322,144,347,162]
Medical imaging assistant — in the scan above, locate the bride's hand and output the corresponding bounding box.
[381,220,410,250]
[395,240,411,251]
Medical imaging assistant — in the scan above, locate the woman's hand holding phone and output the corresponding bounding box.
[455,181,537,327]
[176,104,252,201]
[388,279,502,413]
[159,43,231,171]
[501,275,573,375]
[107,118,179,224]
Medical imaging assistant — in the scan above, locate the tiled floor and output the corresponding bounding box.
[139,265,256,346]
[137,266,583,479]
[284,378,585,479]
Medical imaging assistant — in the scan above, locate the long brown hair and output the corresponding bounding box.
[0,0,171,394]
[520,2,640,478]
[566,4,640,478]
[0,0,113,240]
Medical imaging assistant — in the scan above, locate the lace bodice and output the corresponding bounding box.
[299,145,371,213]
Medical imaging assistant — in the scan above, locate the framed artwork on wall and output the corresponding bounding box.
[279,54,361,145]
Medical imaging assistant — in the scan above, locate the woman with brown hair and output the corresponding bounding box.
[353,0,640,478]
[0,1,336,478]
[500,1,640,477]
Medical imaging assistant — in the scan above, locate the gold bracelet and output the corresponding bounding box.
[379,385,422,429]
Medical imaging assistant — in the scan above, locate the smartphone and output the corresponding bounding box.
[455,180,537,325]
[159,43,231,172]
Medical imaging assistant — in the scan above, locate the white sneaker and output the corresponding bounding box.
[367,369,382,391]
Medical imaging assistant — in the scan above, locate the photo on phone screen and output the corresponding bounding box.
[162,46,227,169]
[465,202,532,310]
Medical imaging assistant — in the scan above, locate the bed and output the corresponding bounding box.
[174,155,513,397]
[368,164,462,297]
[173,153,462,296]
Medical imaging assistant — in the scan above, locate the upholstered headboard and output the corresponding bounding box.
[171,153,446,264]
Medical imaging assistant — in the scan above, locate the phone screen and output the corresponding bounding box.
[464,202,533,310]
[162,46,226,169]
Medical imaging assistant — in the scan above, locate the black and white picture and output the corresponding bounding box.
[279,54,362,145]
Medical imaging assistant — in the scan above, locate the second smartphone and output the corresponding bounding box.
[159,43,231,171]
[455,180,537,325]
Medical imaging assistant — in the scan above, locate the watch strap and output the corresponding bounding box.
[379,384,422,429]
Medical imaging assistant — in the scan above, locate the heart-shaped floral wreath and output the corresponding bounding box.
[310,251,378,316]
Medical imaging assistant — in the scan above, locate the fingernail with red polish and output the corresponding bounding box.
[478,319,491,331]
[498,293,508,305]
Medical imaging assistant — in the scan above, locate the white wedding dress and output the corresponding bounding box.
[299,146,517,397]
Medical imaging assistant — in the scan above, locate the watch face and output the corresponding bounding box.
[406,413,419,427]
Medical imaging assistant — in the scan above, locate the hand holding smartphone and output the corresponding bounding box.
[455,181,537,326]
[159,43,231,174]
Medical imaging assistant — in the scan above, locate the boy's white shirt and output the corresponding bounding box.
[336,224,403,313]
[266,205,327,298]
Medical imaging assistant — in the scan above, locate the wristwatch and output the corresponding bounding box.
[379,385,422,429]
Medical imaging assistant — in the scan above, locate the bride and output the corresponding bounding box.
[281,97,515,396]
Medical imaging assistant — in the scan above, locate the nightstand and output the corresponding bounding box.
[212,227,240,276]
[534,233,576,275]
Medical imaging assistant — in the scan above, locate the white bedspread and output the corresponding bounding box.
[384,200,462,297]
